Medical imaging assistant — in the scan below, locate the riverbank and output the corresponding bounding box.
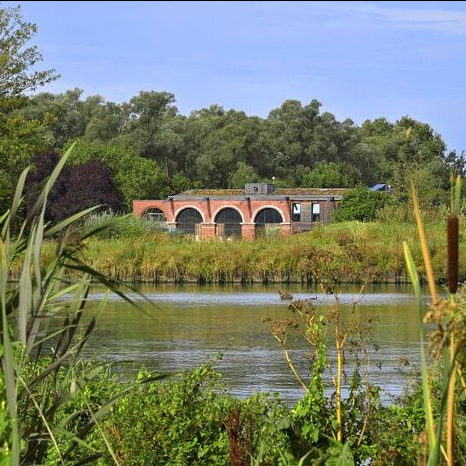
[12,220,465,284]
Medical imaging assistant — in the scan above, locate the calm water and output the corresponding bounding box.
[80,284,428,404]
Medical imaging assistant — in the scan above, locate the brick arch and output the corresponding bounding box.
[174,205,206,223]
[133,201,171,220]
[212,205,245,223]
[251,205,285,223]
[140,207,166,218]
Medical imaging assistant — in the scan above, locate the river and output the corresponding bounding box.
[77,283,429,404]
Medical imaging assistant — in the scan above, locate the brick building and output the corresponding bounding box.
[133,183,347,240]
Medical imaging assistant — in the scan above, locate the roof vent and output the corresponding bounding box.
[244,183,276,195]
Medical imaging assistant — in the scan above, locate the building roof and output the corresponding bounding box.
[370,183,387,191]
[177,187,349,197]
[170,187,349,201]
[275,187,349,196]
[179,189,244,196]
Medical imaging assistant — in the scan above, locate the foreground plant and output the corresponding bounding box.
[403,176,465,466]
[0,144,145,465]
[264,284,377,464]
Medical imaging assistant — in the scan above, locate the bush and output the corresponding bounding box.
[333,186,391,222]
[69,141,170,210]
[84,211,165,239]
[97,364,292,466]
[26,152,123,222]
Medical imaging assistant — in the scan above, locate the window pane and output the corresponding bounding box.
[255,208,282,225]
[143,208,167,223]
[292,203,301,222]
[215,208,242,238]
[176,208,203,234]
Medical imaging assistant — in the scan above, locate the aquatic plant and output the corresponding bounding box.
[13,218,466,285]
[0,144,146,465]
[403,176,466,465]
[263,283,377,464]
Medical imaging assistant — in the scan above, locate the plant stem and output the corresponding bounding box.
[336,336,342,443]
[274,335,309,393]
[411,181,438,304]
[446,295,456,466]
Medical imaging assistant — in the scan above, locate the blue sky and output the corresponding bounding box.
[9,1,466,152]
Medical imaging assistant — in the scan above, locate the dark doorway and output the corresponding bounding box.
[176,208,203,235]
[254,208,283,237]
[215,208,242,238]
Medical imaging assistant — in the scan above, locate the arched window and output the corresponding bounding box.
[254,208,283,236]
[215,208,242,238]
[142,208,167,223]
[176,208,203,235]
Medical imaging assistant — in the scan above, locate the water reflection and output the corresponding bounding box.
[83,284,423,404]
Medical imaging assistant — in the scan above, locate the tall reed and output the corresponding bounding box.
[403,177,462,466]
[0,145,146,465]
[16,219,466,285]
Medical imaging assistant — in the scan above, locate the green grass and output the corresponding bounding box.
[12,219,466,284]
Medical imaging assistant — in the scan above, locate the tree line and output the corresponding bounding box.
[1,4,464,220]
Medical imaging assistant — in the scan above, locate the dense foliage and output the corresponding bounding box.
[333,186,392,222]
[5,88,461,222]
[18,92,463,209]
[8,213,465,284]
[26,152,123,221]
[0,5,58,213]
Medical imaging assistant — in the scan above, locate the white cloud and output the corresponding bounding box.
[356,3,466,35]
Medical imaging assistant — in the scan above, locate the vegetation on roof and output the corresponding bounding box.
[175,187,350,197]
[177,189,244,196]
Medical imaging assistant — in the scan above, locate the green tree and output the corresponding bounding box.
[168,173,193,195]
[0,5,58,97]
[19,88,104,147]
[0,98,50,212]
[69,141,169,209]
[113,91,178,164]
[228,161,259,188]
[302,161,361,188]
[0,5,58,212]
[185,107,255,187]
[84,101,125,142]
[359,116,452,206]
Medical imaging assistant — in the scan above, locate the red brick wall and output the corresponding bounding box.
[132,197,339,239]
[133,198,292,224]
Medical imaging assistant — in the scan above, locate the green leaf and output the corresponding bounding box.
[45,205,101,237]
[325,442,354,466]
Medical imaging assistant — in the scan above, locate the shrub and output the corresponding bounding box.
[26,151,123,222]
[68,141,170,210]
[84,211,164,239]
[98,364,292,466]
[334,186,391,222]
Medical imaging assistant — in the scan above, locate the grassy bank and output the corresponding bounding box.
[13,220,466,284]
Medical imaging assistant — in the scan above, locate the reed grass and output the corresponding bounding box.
[403,177,463,466]
[11,218,466,284]
[0,145,145,465]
